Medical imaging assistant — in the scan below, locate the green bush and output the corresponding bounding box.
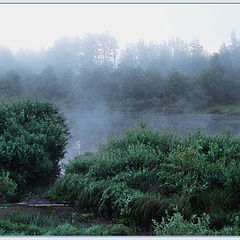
[50,124,177,227]
[162,131,240,228]
[0,170,17,202]
[65,154,96,175]
[152,211,213,236]
[0,98,70,195]
[50,123,240,231]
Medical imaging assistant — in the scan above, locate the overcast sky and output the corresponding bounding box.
[0,3,239,53]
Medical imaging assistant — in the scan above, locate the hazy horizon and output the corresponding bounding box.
[0,3,240,53]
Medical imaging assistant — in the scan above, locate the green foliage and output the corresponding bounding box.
[65,154,96,175]
[165,71,191,101]
[0,218,44,235]
[45,223,83,236]
[0,71,23,98]
[50,123,240,232]
[6,210,65,228]
[107,224,133,235]
[2,33,240,112]
[0,98,70,195]
[0,170,17,202]
[152,211,213,235]
[0,210,134,236]
[153,210,240,236]
[50,124,177,226]
[78,213,94,222]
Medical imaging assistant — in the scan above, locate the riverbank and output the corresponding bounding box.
[50,124,240,236]
[0,198,136,236]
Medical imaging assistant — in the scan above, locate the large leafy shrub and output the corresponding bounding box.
[50,123,240,232]
[50,124,178,227]
[0,99,70,194]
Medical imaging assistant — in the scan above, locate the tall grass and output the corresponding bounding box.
[50,123,240,233]
[0,210,133,236]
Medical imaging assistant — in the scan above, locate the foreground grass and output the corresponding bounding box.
[50,123,240,235]
[0,208,133,236]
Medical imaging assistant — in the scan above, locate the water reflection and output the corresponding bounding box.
[62,110,240,162]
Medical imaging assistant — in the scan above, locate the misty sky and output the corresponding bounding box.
[0,3,240,52]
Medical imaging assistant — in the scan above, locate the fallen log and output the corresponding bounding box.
[17,203,69,207]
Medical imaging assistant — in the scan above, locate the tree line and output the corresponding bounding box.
[1,31,240,111]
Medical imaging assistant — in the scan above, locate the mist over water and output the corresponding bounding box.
[1,32,240,165]
[62,108,240,163]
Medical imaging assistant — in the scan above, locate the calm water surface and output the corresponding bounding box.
[62,110,240,163]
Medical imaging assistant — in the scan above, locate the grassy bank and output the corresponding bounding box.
[49,123,240,235]
[0,206,134,236]
[2,120,240,235]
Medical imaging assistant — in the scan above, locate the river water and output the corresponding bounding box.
[62,109,240,163]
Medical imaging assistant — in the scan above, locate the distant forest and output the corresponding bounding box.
[1,31,240,112]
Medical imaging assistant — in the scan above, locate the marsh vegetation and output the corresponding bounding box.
[1,32,240,235]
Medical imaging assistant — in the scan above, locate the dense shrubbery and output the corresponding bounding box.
[50,123,240,234]
[0,99,70,196]
[0,170,17,202]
